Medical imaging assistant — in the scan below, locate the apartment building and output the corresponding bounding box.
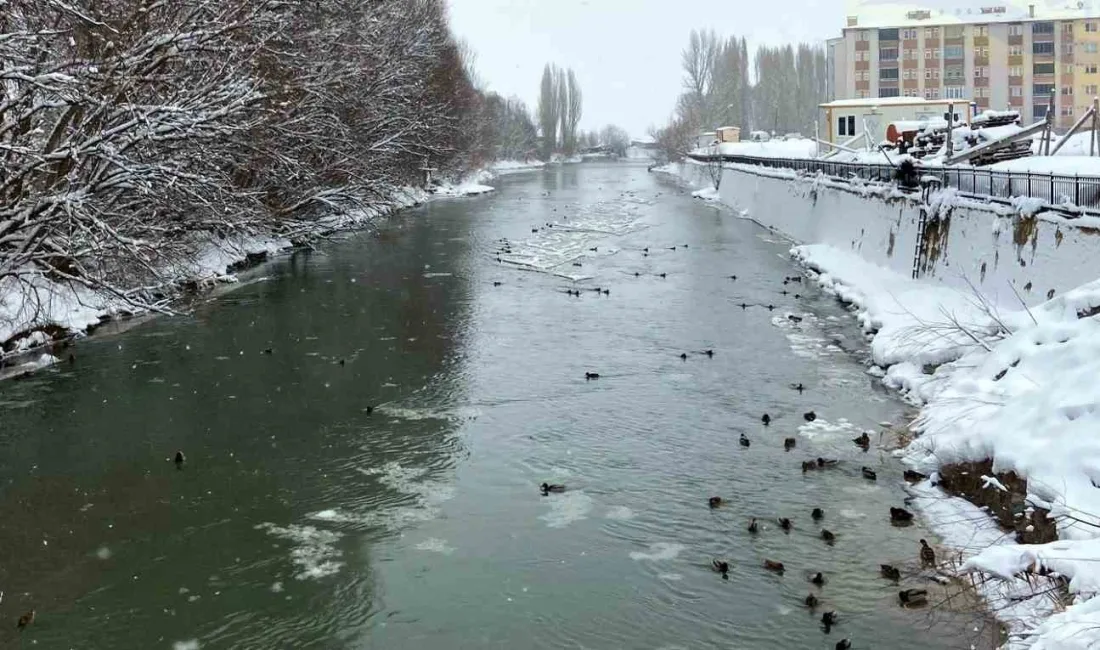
[831,2,1100,129]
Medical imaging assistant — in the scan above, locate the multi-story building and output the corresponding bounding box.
[831,1,1100,129]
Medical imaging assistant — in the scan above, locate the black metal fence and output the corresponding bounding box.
[691,153,1100,211]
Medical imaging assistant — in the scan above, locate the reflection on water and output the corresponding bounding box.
[0,163,994,649]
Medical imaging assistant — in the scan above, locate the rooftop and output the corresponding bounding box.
[821,97,969,108]
[843,0,1100,29]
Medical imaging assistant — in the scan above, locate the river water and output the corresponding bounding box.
[0,163,993,649]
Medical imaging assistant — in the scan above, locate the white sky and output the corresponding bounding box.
[447,0,845,138]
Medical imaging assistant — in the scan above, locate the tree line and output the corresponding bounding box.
[653,29,830,160]
[0,0,490,319]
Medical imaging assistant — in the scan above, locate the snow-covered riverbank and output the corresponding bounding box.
[794,243,1100,649]
[0,160,548,376]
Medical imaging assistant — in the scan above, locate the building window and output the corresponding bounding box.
[880,47,898,60]
[978,47,989,59]
[925,48,932,59]
[1010,45,1023,57]
[975,25,989,37]
[847,115,856,133]
[1087,22,1098,33]
[1062,86,1074,95]
[1062,105,1074,116]
[879,87,900,97]
[944,45,963,58]
[1066,43,1075,54]
[1034,62,1056,75]
[974,66,988,78]
[1011,86,1023,97]
[1034,41,1055,55]
[945,66,964,80]
[1009,65,1023,77]
[1062,22,1074,34]
[880,67,899,80]
[1009,24,1023,36]
[1033,22,1055,35]
[1066,64,1075,74]
[902,69,911,80]
[859,30,871,41]
[924,69,932,79]
[1087,84,1099,94]
[945,86,966,99]
[902,28,918,40]
[1033,83,1056,96]
[1086,43,1100,53]
[1034,104,1049,118]
[933,68,940,79]
[838,116,847,136]
[1087,64,1098,74]
[879,28,899,41]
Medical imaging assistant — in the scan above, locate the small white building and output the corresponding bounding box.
[821,97,974,146]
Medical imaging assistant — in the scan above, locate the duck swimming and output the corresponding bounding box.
[173,450,185,470]
[17,610,34,631]
[704,349,714,357]
[899,588,928,607]
[739,434,751,447]
[680,353,688,360]
[880,564,901,581]
[890,507,914,522]
[903,469,927,483]
[861,467,877,481]
[764,559,785,573]
[778,517,792,532]
[712,559,730,577]
[784,437,796,451]
[811,572,826,586]
[804,411,817,422]
[761,414,771,426]
[821,530,836,544]
[853,432,871,448]
[817,457,838,468]
[708,496,723,508]
[540,483,566,494]
[805,593,819,608]
[821,611,838,627]
[812,507,824,520]
[748,517,758,533]
[836,640,851,650]
[802,460,817,473]
[585,372,600,380]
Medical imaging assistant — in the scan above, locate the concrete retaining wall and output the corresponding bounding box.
[676,162,1100,308]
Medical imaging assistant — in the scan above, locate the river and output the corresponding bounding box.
[0,163,994,649]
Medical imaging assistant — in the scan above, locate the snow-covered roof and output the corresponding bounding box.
[844,0,1100,29]
[822,97,969,108]
[717,126,740,131]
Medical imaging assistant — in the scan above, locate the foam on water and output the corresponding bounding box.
[173,640,201,650]
[375,405,481,423]
[539,491,594,528]
[839,508,868,519]
[629,542,686,561]
[605,506,636,520]
[255,523,344,580]
[798,417,860,441]
[657,573,684,581]
[415,537,456,555]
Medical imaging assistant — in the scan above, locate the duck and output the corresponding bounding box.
[861,467,877,481]
[761,413,771,426]
[793,383,805,393]
[540,482,566,494]
[680,353,688,361]
[766,304,776,311]
[643,247,649,253]
[764,559,785,573]
[899,588,929,607]
[262,348,273,355]
[811,572,826,586]
[817,457,838,468]
[812,507,824,520]
[880,564,901,581]
[740,303,749,309]
[585,372,600,380]
[589,247,598,252]
[903,469,928,483]
[821,530,836,544]
[853,432,871,448]
[802,460,817,473]
[712,559,730,576]
[339,359,346,366]
[365,405,374,415]
[778,517,792,532]
[602,289,609,295]
[787,314,802,323]
[634,272,640,277]
[739,434,751,448]
[704,349,714,357]
[493,281,503,287]
[836,640,851,650]
[669,246,677,251]
[572,262,583,267]
[781,290,790,296]
[708,496,723,509]
[920,539,936,566]
[805,593,820,608]
[17,610,34,630]
[803,411,817,422]
[821,611,838,627]
[890,507,914,522]
[748,518,758,533]
[729,275,738,280]
[784,437,796,451]
[173,450,185,470]
[658,272,667,278]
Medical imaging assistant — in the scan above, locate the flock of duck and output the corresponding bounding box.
[504,212,944,648]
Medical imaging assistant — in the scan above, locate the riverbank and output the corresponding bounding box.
[792,242,1100,649]
[0,160,542,378]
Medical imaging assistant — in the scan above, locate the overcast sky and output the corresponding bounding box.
[447,0,845,138]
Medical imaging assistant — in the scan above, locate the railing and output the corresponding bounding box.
[689,153,1100,211]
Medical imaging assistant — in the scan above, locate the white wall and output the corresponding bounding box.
[675,162,1100,308]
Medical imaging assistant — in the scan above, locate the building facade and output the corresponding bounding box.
[833,3,1100,129]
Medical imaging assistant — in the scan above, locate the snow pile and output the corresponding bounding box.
[1038,131,1098,157]
[432,180,495,197]
[794,241,1100,647]
[691,187,720,201]
[715,139,818,159]
[0,275,114,346]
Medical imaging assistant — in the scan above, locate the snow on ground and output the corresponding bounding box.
[794,242,1100,648]
[432,180,495,197]
[691,187,720,201]
[990,155,1100,176]
[1037,131,1098,157]
[714,139,818,159]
